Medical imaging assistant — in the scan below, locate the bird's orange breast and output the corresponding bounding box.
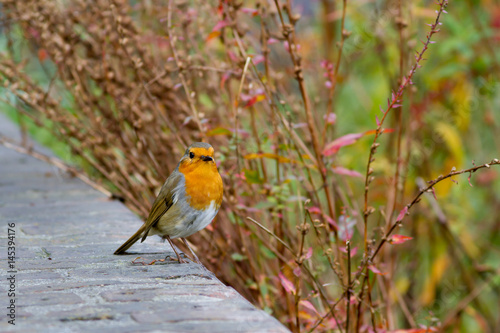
[179,161,223,211]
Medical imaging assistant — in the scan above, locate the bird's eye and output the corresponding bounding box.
[189,152,195,159]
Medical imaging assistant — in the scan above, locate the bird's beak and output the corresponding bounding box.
[201,155,213,162]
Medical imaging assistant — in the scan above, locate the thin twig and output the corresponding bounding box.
[233,57,252,173]
[273,0,338,234]
[346,239,351,331]
[321,0,348,146]
[353,158,500,331]
[166,0,203,134]
[247,216,344,333]
[357,2,449,328]
[372,159,500,262]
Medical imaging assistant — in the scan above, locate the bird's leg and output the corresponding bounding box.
[181,238,202,265]
[165,236,187,263]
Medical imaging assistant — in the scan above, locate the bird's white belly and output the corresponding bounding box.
[172,200,218,239]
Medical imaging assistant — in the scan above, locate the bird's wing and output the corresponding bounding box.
[140,171,183,242]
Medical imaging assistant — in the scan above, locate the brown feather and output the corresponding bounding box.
[114,223,147,254]
[114,169,183,253]
[140,171,182,242]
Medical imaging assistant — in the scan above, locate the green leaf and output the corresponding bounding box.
[231,252,247,261]
[243,168,263,184]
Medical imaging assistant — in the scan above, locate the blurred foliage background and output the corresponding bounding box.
[1,0,499,332]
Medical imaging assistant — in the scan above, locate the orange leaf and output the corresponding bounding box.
[364,128,395,135]
[390,234,413,245]
[206,31,221,41]
[38,49,48,62]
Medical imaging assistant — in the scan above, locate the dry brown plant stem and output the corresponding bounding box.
[321,0,347,146]
[247,217,343,331]
[272,0,337,233]
[384,1,408,326]
[234,56,253,173]
[166,0,203,134]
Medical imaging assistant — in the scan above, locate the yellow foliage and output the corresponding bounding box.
[450,78,472,131]
[420,253,450,306]
[244,153,296,164]
[433,122,465,197]
[458,229,480,259]
[396,276,410,296]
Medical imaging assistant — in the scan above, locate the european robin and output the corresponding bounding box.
[114,142,223,263]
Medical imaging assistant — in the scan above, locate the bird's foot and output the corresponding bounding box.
[164,254,189,264]
[131,256,165,265]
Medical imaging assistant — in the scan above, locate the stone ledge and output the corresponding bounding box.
[0,114,289,332]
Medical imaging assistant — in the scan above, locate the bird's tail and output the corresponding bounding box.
[114,224,147,254]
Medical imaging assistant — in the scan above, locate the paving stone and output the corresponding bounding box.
[17,292,84,307]
[0,113,290,332]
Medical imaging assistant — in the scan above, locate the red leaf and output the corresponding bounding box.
[390,234,413,245]
[332,167,363,178]
[220,71,232,89]
[241,7,258,16]
[340,246,358,257]
[396,206,408,222]
[430,187,437,200]
[368,265,387,275]
[278,272,296,294]
[322,133,364,156]
[284,40,290,51]
[252,54,265,65]
[227,50,239,62]
[324,112,336,124]
[212,20,229,31]
[293,266,301,277]
[307,206,321,214]
[324,215,337,229]
[244,94,266,108]
[299,300,319,315]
